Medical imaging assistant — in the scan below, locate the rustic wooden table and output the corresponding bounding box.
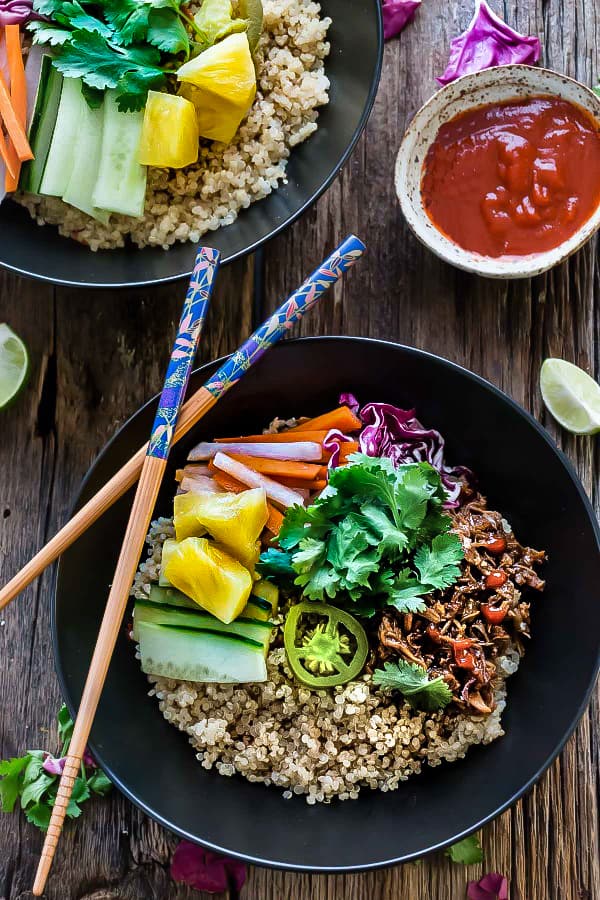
[0,1,598,898]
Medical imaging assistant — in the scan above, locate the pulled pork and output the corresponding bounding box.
[377,494,546,716]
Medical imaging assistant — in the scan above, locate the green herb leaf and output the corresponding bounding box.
[0,756,30,812]
[445,834,484,865]
[257,547,295,579]
[57,704,73,747]
[29,21,73,45]
[372,660,452,711]
[87,770,112,795]
[147,7,190,54]
[25,802,52,831]
[414,533,464,591]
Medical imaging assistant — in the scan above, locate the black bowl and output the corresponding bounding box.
[0,1,382,289]
[53,338,600,871]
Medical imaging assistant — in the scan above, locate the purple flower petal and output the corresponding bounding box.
[323,428,353,469]
[339,392,360,415]
[358,402,472,505]
[171,840,247,894]
[42,754,65,776]
[83,748,97,770]
[382,0,420,41]
[438,0,540,86]
[467,872,509,900]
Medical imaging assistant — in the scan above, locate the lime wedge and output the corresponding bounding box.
[0,324,29,410]
[540,358,600,435]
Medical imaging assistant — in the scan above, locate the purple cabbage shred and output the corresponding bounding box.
[358,402,471,506]
[339,392,360,415]
[381,0,420,41]
[438,0,540,86]
[323,428,354,469]
[0,0,34,25]
[171,840,247,894]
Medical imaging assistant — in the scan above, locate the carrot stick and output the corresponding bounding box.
[338,442,360,461]
[213,430,329,445]
[4,25,27,191]
[227,455,324,481]
[278,476,327,491]
[285,405,362,435]
[0,127,17,180]
[265,504,284,536]
[0,66,31,162]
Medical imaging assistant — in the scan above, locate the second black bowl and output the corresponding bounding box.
[0,0,382,288]
[53,338,600,871]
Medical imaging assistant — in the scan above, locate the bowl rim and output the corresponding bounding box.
[0,6,384,290]
[51,336,600,872]
[395,64,600,279]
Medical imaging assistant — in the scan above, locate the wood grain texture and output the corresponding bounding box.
[0,0,598,898]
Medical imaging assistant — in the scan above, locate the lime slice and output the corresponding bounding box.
[0,324,29,410]
[237,0,263,52]
[540,358,600,435]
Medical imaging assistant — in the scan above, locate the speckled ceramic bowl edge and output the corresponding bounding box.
[395,65,600,279]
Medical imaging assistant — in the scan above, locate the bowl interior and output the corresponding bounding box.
[396,65,600,279]
[0,0,382,288]
[53,338,600,871]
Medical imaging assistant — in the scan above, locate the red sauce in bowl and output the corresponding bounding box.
[421,96,600,258]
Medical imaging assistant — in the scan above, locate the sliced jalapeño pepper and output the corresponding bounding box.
[283,601,369,688]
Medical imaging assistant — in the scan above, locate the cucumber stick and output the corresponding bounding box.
[40,77,85,197]
[148,583,272,622]
[92,90,147,218]
[63,92,109,224]
[133,599,272,645]
[138,621,268,683]
[19,56,63,194]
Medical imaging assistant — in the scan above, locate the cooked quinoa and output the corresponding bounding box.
[14,0,331,251]
[132,517,519,804]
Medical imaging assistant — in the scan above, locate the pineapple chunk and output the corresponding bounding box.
[138,92,199,169]
[174,488,267,570]
[163,537,252,624]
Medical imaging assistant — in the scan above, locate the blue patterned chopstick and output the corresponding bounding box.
[203,234,366,399]
[148,246,221,459]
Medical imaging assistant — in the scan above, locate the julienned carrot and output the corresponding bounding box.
[278,476,327,491]
[265,504,284,536]
[213,430,329,445]
[285,405,362,435]
[228,455,323,481]
[0,128,17,180]
[4,25,27,190]
[337,442,360,461]
[0,66,31,162]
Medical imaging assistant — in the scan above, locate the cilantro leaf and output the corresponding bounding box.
[147,7,190,54]
[257,547,295,580]
[0,756,30,812]
[20,772,55,810]
[414,533,463,590]
[372,660,452,711]
[57,704,73,747]
[445,834,484,865]
[87,770,112,795]
[25,802,52,831]
[115,67,166,112]
[29,21,73,45]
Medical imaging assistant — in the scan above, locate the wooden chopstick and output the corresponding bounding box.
[0,235,366,613]
[32,244,222,895]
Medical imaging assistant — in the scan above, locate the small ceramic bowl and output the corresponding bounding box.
[395,65,600,279]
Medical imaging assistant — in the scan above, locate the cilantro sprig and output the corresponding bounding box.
[445,833,484,865]
[0,705,111,831]
[28,0,194,111]
[372,660,452,711]
[258,455,464,617]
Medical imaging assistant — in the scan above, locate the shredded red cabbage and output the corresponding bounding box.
[0,0,34,25]
[467,872,509,900]
[42,748,96,776]
[381,0,420,41]
[437,0,540,86]
[339,392,360,415]
[171,840,247,894]
[357,401,471,506]
[323,428,354,469]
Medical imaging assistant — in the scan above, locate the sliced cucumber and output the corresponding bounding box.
[147,583,271,623]
[40,77,85,197]
[92,90,147,218]
[148,584,197,609]
[158,538,177,587]
[133,599,272,645]
[252,580,279,615]
[138,621,268,682]
[19,57,63,194]
[63,92,109,224]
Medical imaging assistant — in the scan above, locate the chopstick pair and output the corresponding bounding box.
[30,233,366,895]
